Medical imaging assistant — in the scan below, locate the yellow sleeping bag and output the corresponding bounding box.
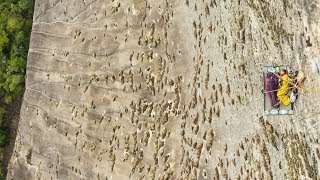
[277,74,290,106]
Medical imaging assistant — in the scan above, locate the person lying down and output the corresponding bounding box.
[276,69,291,106]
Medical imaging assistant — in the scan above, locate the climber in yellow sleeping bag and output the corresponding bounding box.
[276,69,291,106]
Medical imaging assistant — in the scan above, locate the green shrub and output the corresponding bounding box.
[0,108,5,126]
[0,0,34,177]
[0,132,6,147]
[0,164,4,180]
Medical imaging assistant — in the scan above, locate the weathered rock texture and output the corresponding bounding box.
[7,0,320,179]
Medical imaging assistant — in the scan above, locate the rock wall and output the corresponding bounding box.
[7,0,320,179]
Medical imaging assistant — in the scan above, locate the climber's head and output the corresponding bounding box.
[280,68,287,76]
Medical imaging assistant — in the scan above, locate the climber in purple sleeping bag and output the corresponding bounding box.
[265,72,279,108]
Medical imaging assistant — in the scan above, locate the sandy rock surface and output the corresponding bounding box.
[7,0,320,179]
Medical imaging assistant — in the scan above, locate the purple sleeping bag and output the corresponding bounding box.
[265,72,279,108]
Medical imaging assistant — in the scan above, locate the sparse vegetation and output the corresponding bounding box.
[0,0,34,178]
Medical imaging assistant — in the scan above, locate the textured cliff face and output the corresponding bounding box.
[7,0,320,179]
